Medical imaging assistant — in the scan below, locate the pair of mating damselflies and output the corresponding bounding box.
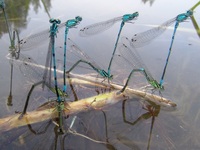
[19,17,82,133]
[73,9,193,94]
[123,10,193,89]
[116,9,193,93]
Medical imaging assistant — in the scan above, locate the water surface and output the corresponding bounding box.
[0,0,200,149]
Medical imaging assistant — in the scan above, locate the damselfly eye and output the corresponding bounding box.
[49,18,54,23]
[76,16,82,21]
[56,19,61,24]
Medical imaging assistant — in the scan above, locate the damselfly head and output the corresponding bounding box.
[49,18,61,24]
[160,85,164,90]
[49,18,54,23]
[176,10,193,22]
[186,10,193,16]
[109,74,114,79]
[123,12,139,22]
[75,16,82,22]
[134,12,139,17]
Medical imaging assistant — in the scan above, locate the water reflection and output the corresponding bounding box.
[7,58,13,106]
[0,0,53,38]
[123,100,160,150]
[1,0,200,149]
[40,0,52,19]
[0,1,26,37]
[0,0,158,39]
[0,83,117,149]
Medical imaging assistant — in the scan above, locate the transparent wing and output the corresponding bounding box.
[130,17,176,48]
[18,22,66,51]
[8,53,54,88]
[119,43,155,81]
[67,38,102,70]
[79,16,122,36]
[17,54,44,83]
[43,40,53,88]
[116,37,156,82]
[56,45,98,74]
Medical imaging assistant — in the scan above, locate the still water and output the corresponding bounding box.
[0,0,200,149]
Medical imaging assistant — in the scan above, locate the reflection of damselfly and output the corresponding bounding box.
[0,0,20,58]
[9,113,109,149]
[6,53,68,111]
[80,12,139,78]
[113,38,163,94]
[123,10,193,87]
[121,99,175,150]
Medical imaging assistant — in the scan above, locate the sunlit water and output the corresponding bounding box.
[0,0,200,149]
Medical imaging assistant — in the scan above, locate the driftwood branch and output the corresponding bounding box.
[0,73,176,132]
